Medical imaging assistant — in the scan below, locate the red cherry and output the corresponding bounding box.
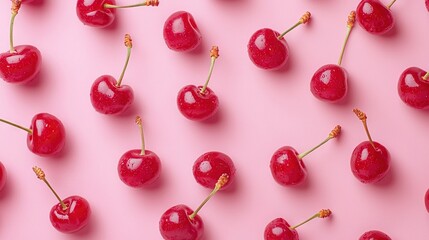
[177,46,220,121]
[193,151,236,189]
[425,189,429,213]
[356,0,396,34]
[0,113,66,157]
[159,174,229,240]
[270,125,341,186]
[264,209,331,240]
[33,167,91,233]
[359,230,391,240]
[118,116,161,187]
[76,0,159,28]
[247,12,310,70]
[163,11,202,52]
[0,162,6,192]
[351,109,390,183]
[397,67,429,109]
[90,34,134,115]
[426,0,429,11]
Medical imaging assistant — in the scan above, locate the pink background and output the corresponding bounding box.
[1,0,429,239]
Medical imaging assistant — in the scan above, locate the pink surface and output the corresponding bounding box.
[0,0,429,239]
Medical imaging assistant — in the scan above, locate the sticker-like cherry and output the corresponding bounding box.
[397,67,429,109]
[163,11,202,52]
[193,151,236,190]
[356,0,397,34]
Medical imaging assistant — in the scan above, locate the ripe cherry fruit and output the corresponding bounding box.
[359,230,392,240]
[177,46,220,121]
[397,67,429,109]
[0,162,6,192]
[310,11,356,103]
[76,0,159,28]
[193,151,236,190]
[356,0,397,34]
[90,34,135,115]
[159,174,229,240]
[0,113,66,157]
[351,109,390,183]
[425,188,429,213]
[247,11,311,70]
[118,116,161,187]
[0,0,41,84]
[33,166,91,233]
[270,125,341,186]
[264,209,331,240]
[163,11,202,52]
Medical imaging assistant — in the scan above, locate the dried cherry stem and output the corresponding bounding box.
[135,116,146,155]
[338,11,356,66]
[353,108,376,149]
[116,34,133,87]
[9,0,22,53]
[277,11,311,40]
[289,209,332,230]
[33,166,67,211]
[104,0,159,9]
[0,118,32,134]
[200,46,219,94]
[422,72,429,81]
[386,0,397,9]
[189,173,229,220]
[298,125,341,159]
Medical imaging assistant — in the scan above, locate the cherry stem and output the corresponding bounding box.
[386,0,397,9]
[33,166,67,211]
[0,118,32,134]
[200,46,219,94]
[189,173,229,220]
[298,125,341,159]
[289,209,332,230]
[353,109,376,150]
[278,11,311,40]
[104,0,159,9]
[338,11,356,66]
[9,0,22,53]
[116,34,133,87]
[422,72,429,81]
[135,116,145,156]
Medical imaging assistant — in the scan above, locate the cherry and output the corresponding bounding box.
[0,161,6,192]
[397,67,429,109]
[426,0,429,11]
[270,125,341,186]
[0,0,41,84]
[159,174,229,240]
[33,166,91,233]
[351,109,390,183]
[359,230,392,240]
[310,11,356,102]
[163,11,202,52]
[118,116,161,187]
[193,151,236,190]
[356,0,396,34]
[177,46,220,121]
[90,34,134,115]
[425,188,429,213]
[247,11,310,70]
[76,0,159,28]
[264,209,331,240]
[0,113,66,156]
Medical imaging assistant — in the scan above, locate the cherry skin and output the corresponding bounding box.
[351,141,390,183]
[159,204,204,240]
[193,151,236,189]
[310,64,348,102]
[397,67,429,109]
[426,0,429,11]
[264,218,298,240]
[359,230,391,240]
[28,113,66,156]
[0,45,41,84]
[425,189,429,213]
[76,0,116,28]
[163,11,202,52]
[49,195,91,233]
[177,85,219,121]
[270,146,307,186]
[118,150,161,187]
[356,0,394,34]
[0,162,6,192]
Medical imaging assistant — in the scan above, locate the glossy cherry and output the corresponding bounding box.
[270,125,341,186]
[425,188,429,213]
[159,174,229,240]
[397,67,429,109]
[33,166,91,233]
[163,11,202,52]
[311,11,356,102]
[0,113,66,156]
[359,230,392,240]
[351,109,390,183]
[76,0,159,28]
[177,46,219,121]
[90,34,134,115]
[0,0,41,84]
[0,162,6,192]
[264,209,331,240]
[118,116,161,187]
[193,151,235,189]
[247,12,310,70]
[356,0,396,34]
